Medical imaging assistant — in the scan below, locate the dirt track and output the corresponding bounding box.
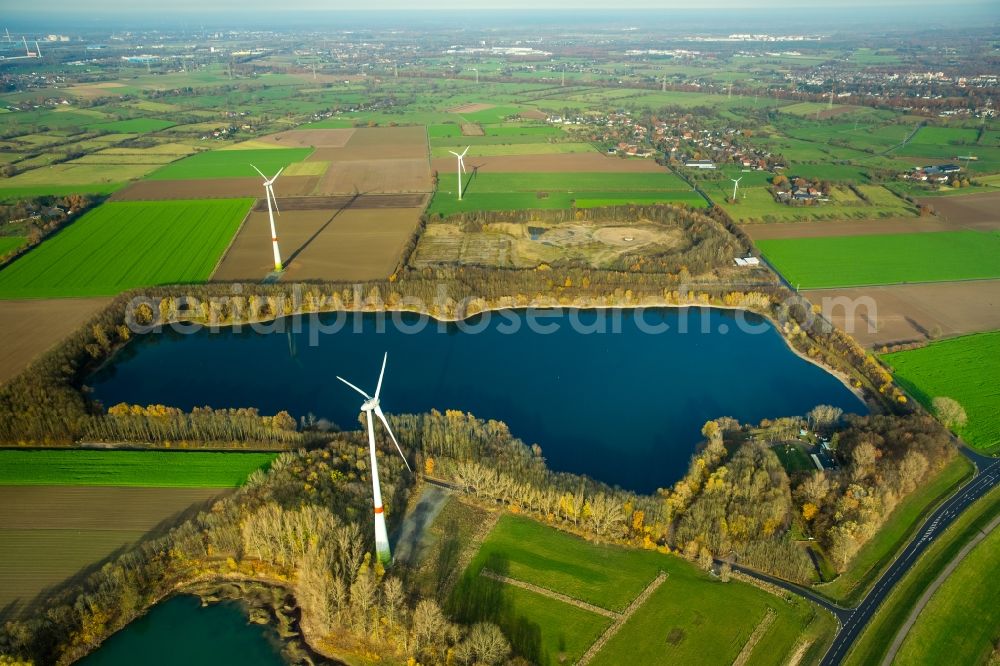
[430,152,664,174]
[213,207,421,282]
[110,176,319,201]
[0,297,111,384]
[806,280,1000,348]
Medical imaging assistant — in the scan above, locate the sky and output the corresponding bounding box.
[6,0,998,10]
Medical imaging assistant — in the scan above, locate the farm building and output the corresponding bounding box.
[684,159,716,169]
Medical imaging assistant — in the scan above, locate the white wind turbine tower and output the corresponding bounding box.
[338,353,412,565]
[448,146,470,200]
[251,164,284,272]
[731,176,743,201]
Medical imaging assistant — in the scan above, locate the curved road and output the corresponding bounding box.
[734,446,999,665]
[818,447,999,665]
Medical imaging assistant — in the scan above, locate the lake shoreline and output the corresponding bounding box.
[132,299,872,410]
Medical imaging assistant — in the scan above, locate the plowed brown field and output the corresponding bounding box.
[807,280,1000,348]
[213,206,421,282]
[0,297,111,384]
[255,128,355,148]
[0,486,226,619]
[917,192,1000,230]
[315,158,432,194]
[110,176,318,200]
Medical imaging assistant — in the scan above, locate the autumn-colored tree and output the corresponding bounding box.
[802,503,819,521]
[932,396,967,430]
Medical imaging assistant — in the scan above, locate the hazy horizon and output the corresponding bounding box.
[2,2,997,33]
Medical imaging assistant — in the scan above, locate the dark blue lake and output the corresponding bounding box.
[89,308,865,493]
[80,595,285,666]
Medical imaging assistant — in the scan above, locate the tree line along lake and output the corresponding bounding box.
[89,307,865,494]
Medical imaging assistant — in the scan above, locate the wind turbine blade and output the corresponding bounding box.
[269,167,284,183]
[460,159,466,174]
[448,151,460,158]
[375,405,412,473]
[268,185,280,216]
[374,352,387,401]
[250,164,267,180]
[460,146,470,158]
[337,376,371,400]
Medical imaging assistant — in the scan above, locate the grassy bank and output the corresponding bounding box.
[844,482,1000,666]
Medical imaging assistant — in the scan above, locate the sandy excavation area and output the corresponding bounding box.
[212,205,421,282]
[0,298,111,384]
[806,280,1000,348]
[430,152,665,174]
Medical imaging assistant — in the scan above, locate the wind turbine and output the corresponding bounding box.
[448,146,470,200]
[731,176,743,201]
[251,164,284,272]
[338,353,412,565]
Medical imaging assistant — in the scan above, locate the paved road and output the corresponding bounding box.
[819,447,1000,665]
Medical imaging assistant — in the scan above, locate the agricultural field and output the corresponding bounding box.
[213,200,423,282]
[891,524,1000,666]
[0,198,252,298]
[918,190,1000,231]
[448,514,835,666]
[428,170,702,217]
[0,450,276,487]
[145,147,313,180]
[0,297,112,383]
[1,162,158,186]
[0,236,27,256]
[882,332,1000,452]
[756,231,1000,289]
[92,118,176,133]
[805,280,1000,348]
[0,485,227,620]
[717,185,915,224]
[843,484,1000,666]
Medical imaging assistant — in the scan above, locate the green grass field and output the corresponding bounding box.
[893,523,1000,665]
[0,183,125,201]
[450,515,835,666]
[94,118,176,133]
[145,148,312,180]
[882,332,1000,452]
[0,450,275,487]
[0,236,27,256]
[428,170,700,216]
[757,231,1000,289]
[844,484,1000,666]
[0,198,252,298]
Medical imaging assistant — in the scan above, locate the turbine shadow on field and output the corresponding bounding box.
[282,191,362,269]
[447,553,544,664]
